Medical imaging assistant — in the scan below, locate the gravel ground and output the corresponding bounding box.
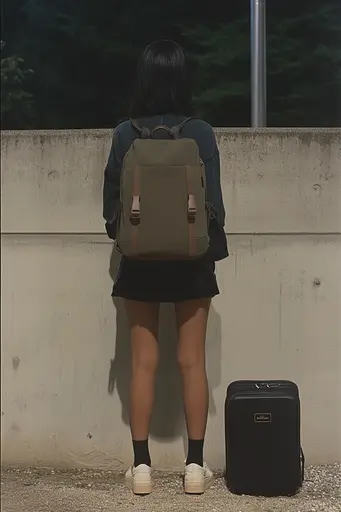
[1,465,340,512]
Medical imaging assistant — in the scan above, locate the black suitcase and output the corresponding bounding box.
[225,380,304,496]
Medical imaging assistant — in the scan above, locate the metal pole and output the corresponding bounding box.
[251,0,267,127]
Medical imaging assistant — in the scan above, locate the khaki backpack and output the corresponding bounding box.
[116,118,210,260]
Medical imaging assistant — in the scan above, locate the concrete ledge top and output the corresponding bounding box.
[1,127,341,137]
[2,127,340,235]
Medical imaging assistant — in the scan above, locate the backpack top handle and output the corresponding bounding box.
[151,117,194,139]
[130,117,194,140]
[151,125,176,139]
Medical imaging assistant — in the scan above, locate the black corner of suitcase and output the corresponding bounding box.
[225,380,305,497]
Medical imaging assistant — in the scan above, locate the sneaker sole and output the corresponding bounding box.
[126,475,152,495]
[184,476,213,495]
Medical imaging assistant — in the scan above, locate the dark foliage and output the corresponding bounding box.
[1,0,340,128]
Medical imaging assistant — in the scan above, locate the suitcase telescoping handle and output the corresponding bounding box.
[255,382,280,389]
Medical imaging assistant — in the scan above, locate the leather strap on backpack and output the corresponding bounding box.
[130,165,141,255]
[185,165,196,257]
[171,117,195,139]
[130,119,151,139]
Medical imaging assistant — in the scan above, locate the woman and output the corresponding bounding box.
[103,40,228,495]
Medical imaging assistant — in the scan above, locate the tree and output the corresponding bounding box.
[1,0,340,128]
[5,0,191,128]
[184,1,341,126]
[1,41,35,128]
[183,21,250,126]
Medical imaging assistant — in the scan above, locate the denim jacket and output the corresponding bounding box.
[103,115,228,261]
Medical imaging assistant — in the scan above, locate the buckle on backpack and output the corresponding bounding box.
[130,196,140,221]
[188,194,196,222]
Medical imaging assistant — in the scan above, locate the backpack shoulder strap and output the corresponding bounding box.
[130,119,151,139]
[171,116,197,139]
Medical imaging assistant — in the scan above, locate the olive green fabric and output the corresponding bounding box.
[116,121,210,259]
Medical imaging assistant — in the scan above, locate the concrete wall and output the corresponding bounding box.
[1,128,341,470]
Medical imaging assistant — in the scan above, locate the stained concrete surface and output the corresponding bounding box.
[1,465,340,512]
[2,129,341,469]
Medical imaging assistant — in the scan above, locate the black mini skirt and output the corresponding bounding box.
[112,256,219,303]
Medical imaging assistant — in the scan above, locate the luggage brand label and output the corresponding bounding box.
[254,413,272,423]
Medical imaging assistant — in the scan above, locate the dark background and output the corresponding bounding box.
[1,0,340,129]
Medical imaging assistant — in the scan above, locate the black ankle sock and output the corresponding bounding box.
[133,439,151,467]
[186,439,204,466]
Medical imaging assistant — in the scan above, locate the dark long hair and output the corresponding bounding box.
[130,40,193,118]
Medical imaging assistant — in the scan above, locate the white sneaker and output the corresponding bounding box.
[125,464,152,495]
[184,462,214,494]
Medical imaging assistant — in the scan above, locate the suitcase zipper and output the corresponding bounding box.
[228,391,299,401]
[227,389,300,405]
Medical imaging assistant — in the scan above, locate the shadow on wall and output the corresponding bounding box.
[107,247,222,443]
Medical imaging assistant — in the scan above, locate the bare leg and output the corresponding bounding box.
[175,299,210,454]
[125,300,159,464]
